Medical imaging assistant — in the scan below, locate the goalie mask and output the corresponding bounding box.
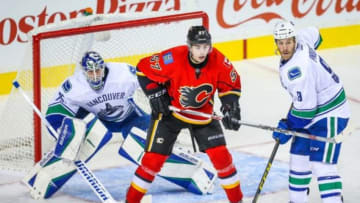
[80,51,105,90]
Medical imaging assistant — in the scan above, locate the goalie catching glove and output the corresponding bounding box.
[221,101,241,130]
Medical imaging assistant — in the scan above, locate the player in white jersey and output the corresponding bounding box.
[272,21,350,203]
[22,51,216,199]
[46,51,145,139]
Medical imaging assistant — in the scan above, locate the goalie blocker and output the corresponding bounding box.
[23,117,216,199]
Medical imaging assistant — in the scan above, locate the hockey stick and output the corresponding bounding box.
[168,105,344,144]
[12,81,118,203]
[252,139,280,203]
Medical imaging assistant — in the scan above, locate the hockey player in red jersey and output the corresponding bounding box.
[126,25,243,203]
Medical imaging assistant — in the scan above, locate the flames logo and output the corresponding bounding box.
[179,84,213,108]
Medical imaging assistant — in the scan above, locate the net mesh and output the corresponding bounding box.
[0,12,206,171]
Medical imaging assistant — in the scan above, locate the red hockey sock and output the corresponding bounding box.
[224,184,243,203]
[126,184,144,203]
[206,145,243,202]
[126,152,168,203]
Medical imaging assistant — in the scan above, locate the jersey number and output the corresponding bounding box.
[56,92,65,103]
[319,57,339,83]
[296,91,303,102]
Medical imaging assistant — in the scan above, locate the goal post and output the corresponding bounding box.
[0,11,209,171]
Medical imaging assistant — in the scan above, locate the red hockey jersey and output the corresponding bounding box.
[137,45,241,124]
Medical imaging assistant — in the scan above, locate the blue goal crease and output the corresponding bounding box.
[61,151,289,203]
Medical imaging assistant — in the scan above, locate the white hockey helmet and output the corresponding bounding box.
[273,20,296,40]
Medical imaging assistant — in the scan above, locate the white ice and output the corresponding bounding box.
[0,45,359,203]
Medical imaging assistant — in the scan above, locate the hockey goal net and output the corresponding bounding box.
[0,11,208,171]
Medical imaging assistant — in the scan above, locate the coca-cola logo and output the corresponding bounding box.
[0,0,180,46]
[216,0,360,28]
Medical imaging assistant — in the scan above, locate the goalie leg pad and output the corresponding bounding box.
[120,127,217,195]
[22,151,77,199]
[162,146,217,194]
[77,117,113,162]
[54,117,87,161]
[23,117,112,199]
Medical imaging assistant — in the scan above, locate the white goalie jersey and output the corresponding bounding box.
[279,27,350,129]
[46,62,139,128]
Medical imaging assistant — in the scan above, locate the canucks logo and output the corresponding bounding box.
[288,67,302,80]
[179,84,213,108]
[62,80,72,92]
[98,103,124,122]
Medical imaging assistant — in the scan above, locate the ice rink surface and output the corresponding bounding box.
[0,45,359,203]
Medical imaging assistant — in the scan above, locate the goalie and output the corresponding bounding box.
[22,51,216,199]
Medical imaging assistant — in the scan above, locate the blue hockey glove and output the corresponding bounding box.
[272,119,292,144]
[221,102,241,130]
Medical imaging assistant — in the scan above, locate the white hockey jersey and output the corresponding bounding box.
[46,62,139,125]
[278,27,350,129]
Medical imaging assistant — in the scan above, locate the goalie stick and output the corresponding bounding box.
[12,81,118,203]
[169,105,345,144]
